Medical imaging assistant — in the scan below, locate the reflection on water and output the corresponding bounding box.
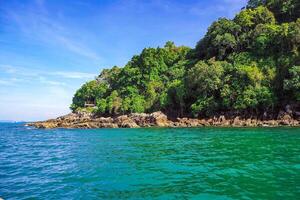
[0,124,299,199]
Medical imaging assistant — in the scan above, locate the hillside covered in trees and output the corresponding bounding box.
[71,0,300,119]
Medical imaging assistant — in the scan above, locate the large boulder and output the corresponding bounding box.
[278,110,293,125]
[129,113,149,126]
[115,115,139,128]
[285,105,293,115]
[263,120,279,126]
[95,117,114,123]
[34,121,58,129]
[175,118,202,127]
[148,111,170,127]
[232,116,242,126]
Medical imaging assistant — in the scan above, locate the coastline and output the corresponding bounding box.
[26,111,300,129]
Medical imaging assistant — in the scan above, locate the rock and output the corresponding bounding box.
[198,119,210,126]
[188,119,202,127]
[35,121,58,129]
[232,116,242,126]
[245,118,253,127]
[149,111,170,127]
[114,115,139,128]
[251,119,258,126]
[279,120,290,125]
[292,120,299,126]
[57,113,77,120]
[278,111,289,120]
[295,111,300,118]
[75,110,93,118]
[264,120,278,126]
[26,111,300,129]
[95,117,114,123]
[282,114,292,121]
[257,121,263,126]
[213,115,230,126]
[277,112,293,126]
[129,113,149,126]
[285,105,293,115]
[262,120,280,127]
[176,118,201,127]
[97,123,118,128]
[219,115,226,123]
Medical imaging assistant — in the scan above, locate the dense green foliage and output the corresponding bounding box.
[71,1,299,117]
[247,0,300,22]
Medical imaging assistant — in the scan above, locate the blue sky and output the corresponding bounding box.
[0,0,247,121]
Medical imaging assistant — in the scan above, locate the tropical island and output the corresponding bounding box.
[29,0,300,129]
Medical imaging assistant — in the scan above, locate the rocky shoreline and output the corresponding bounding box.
[26,111,300,129]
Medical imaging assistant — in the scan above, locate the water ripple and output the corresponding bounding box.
[0,124,299,199]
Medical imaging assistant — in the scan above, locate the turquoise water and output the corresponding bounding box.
[0,123,299,199]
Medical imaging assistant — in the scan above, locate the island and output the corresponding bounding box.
[28,0,300,129]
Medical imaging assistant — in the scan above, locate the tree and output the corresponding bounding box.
[131,94,145,113]
[186,60,224,99]
[284,66,300,101]
[191,96,218,117]
[96,99,107,114]
[247,0,300,23]
[234,6,276,52]
[71,81,108,111]
[71,2,298,118]
[166,80,186,116]
[195,18,241,59]
[107,91,122,114]
[235,6,275,30]
[234,86,274,111]
[120,97,131,113]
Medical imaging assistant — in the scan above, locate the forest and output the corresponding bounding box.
[71,0,300,118]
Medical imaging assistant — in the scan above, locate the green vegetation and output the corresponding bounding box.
[71,0,299,117]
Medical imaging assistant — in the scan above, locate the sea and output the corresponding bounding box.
[0,123,299,199]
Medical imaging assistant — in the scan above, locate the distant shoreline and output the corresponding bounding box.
[0,121,26,123]
[26,111,300,129]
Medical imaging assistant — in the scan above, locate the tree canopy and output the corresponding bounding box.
[71,0,299,118]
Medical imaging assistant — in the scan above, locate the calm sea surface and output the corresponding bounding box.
[0,123,299,200]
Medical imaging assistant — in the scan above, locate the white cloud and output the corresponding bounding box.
[38,76,66,86]
[1,65,17,74]
[0,64,95,120]
[0,78,25,86]
[0,85,73,121]
[51,71,95,79]
[54,35,101,61]
[0,79,14,86]
[7,1,102,62]
[0,64,96,80]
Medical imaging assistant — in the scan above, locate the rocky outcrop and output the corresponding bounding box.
[26,111,300,129]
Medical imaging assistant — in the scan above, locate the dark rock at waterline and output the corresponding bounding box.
[26,111,300,129]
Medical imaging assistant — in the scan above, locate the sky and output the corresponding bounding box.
[0,0,247,121]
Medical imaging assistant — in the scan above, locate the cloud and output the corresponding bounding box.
[51,71,95,79]
[54,35,101,61]
[38,76,66,86]
[0,65,96,80]
[0,64,96,96]
[0,78,24,86]
[1,65,18,74]
[0,79,14,86]
[0,84,73,121]
[6,0,101,62]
